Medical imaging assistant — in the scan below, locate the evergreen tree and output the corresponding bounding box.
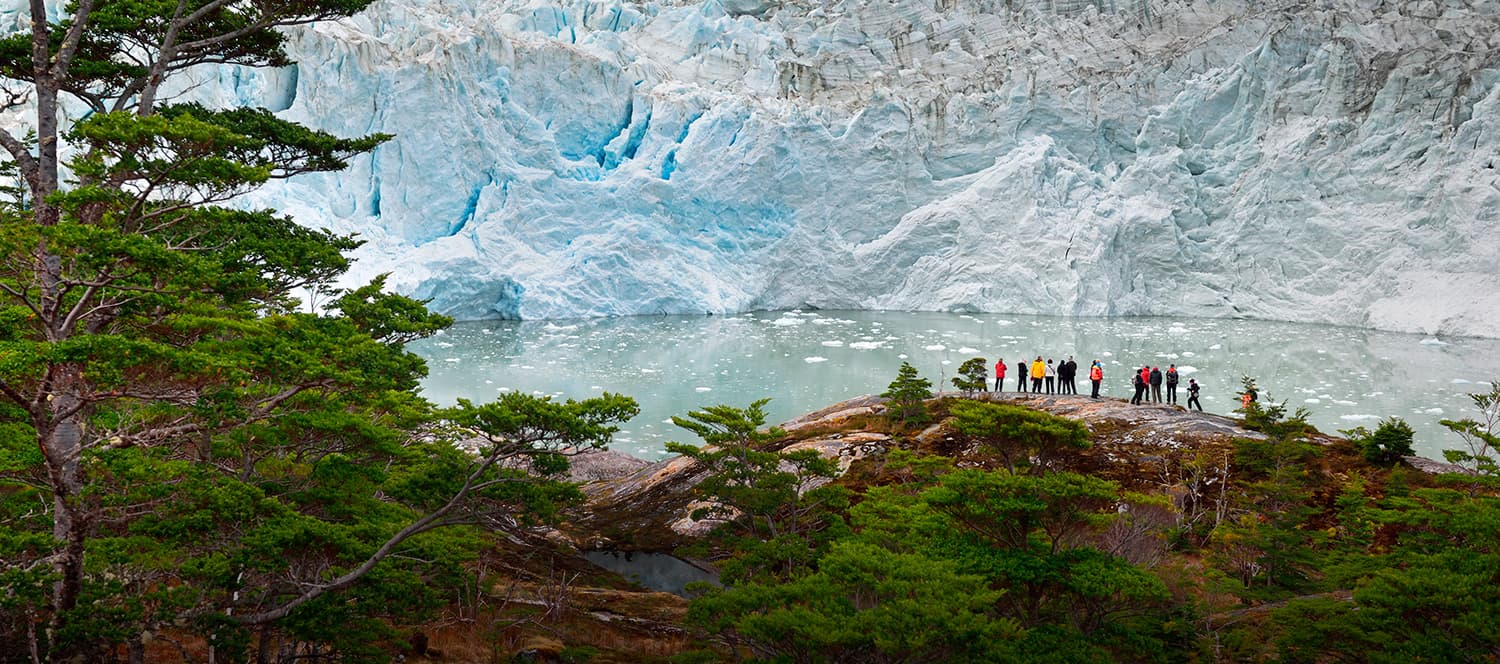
[1440,380,1500,477]
[882,362,933,428]
[1341,417,1415,466]
[952,356,989,396]
[0,1,639,659]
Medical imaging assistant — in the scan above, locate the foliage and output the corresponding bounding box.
[881,362,933,428]
[948,400,1090,473]
[0,0,641,659]
[689,457,1183,662]
[1341,417,1416,466]
[1440,380,1500,476]
[951,357,988,396]
[665,400,848,583]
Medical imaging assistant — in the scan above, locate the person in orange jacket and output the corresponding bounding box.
[1030,356,1045,393]
[1089,360,1103,398]
[994,358,1006,391]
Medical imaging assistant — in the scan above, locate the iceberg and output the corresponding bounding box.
[5,0,1500,336]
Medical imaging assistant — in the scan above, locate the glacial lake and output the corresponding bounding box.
[409,311,1500,461]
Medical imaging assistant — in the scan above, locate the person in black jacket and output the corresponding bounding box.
[1165,364,1180,404]
[1186,378,1202,411]
[1131,369,1147,405]
[1064,356,1078,394]
[1149,366,1163,403]
[1016,360,1027,392]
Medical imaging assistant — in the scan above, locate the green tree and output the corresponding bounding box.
[881,362,933,428]
[0,0,641,659]
[1440,380,1500,476]
[948,400,1090,473]
[665,400,848,582]
[1341,417,1415,466]
[951,357,988,396]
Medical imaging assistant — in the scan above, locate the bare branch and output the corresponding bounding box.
[0,128,40,192]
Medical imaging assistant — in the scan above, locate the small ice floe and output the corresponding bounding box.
[485,380,494,384]
[1177,366,1198,374]
[1423,407,1443,414]
[941,360,952,365]
[662,419,675,424]
[1209,344,1223,350]
[1101,351,1113,357]
[436,341,455,348]
[1419,337,1447,346]
[695,386,713,393]
[1333,400,1357,406]
[497,387,512,392]
[1340,414,1379,421]
[958,347,980,354]
[444,358,461,363]
[1304,398,1322,404]
[924,344,947,351]
[641,368,660,374]
[1181,351,1195,357]
[897,353,909,359]
[822,340,845,347]
[772,316,803,326]
[804,356,829,363]
[1168,325,1189,335]
[850,341,885,350]
[1452,378,1473,384]
[590,385,601,390]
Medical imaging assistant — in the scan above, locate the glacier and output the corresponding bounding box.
[5,0,1500,335]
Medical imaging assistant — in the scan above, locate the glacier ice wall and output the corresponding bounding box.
[7,0,1500,335]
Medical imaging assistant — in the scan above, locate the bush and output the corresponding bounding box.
[1341,417,1415,466]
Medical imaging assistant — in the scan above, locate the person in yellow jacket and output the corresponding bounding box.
[1029,356,1045,393]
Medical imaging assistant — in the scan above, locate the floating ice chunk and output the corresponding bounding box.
[1168,325,1189,335]
[924,344,947,351]
[1101,351,1113,356]
[897,353,908,359]
[641,368,659,374]
[1423,407,1443,414]
[850,341,885,350]
[958,347,980,354]
[444,357,461,362]
[822,340,845,347]
[1419,337,1448,345]
[1333,400,1357,406]
[1452,378,1473,384]
[1209,344,1223,350]
[941,360,952,365]
[1340,414,1379,421]
[804,356,828,363]
[1181,351,1195,357]
[436,341,455,348]
[772,317,803,326]
[1304,398,1321,404]
[695,386,713,393]
[1177,366,1198,374]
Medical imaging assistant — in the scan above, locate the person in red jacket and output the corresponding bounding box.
[994,358,1007,392]
[1089,360,1103,398]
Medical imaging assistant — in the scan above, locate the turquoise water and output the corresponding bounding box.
[409,311,1500,461]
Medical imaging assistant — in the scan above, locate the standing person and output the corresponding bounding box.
[1187,378,1203,411]
[1131,367,1147,404]
[1044,359,1057,394]
[1165,364,1180,404]
[1030,356,1045,393]
[1054,357,1069,394]
[1065,357,1079,394]
[1016,360,1028,392]
[1149,366,1163,403]
[1089,360,1103,398]
[994,358,1007,392]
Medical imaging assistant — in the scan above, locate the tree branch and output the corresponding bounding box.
[50,0,98,80]
[0,128,40,193]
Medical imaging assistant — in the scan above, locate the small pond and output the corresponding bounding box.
[582,551,721,596]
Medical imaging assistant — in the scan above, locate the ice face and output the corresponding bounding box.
[6,0,1500,335]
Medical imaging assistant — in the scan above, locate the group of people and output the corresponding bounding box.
[1127,364,1201,411]
[988,357,1203,411]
